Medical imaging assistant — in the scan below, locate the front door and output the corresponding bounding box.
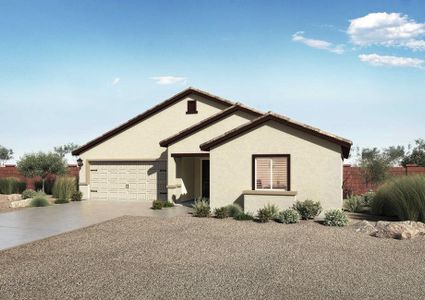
[201,159,210,198]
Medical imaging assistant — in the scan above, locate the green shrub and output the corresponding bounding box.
[0,178,26,194]
[52,176,76,202]
[323,209,349,227]
[192,198,210,217]
[257,204,279,223]
[152,200,163,210]
[30,195,50,207]
[54,198,69,204]
[362,191,375,207]
[162,201,174,208]
[22,189,37,199]
[234,211,254,221]
[71,191,83,201]
[371,175,425,222]
[343,196,365,213]
[293,200,322,220]
[277,209,300,224]
[225,204,243,217]
[214,206,229,219]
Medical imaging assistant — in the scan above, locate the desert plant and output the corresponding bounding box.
[323,209,349,227]
[277,209,300,224]
[152,200,164,210]
[343,196,365,212]
[192,198,210,217]
[293,200,322,220]
[0,178,26,194]
[30,195,50,207]
[214,206,229,219]
[362,191,375,207]
[21,189,37,199]
[17,152,66,192]
[71,191,83,201]
[371,175,425,222]
[225,204,243,217]
[257,204,279,223]
[52,176,76,202]
[234,211,254,221]
[162,201,174,208]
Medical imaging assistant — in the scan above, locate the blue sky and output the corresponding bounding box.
[1,0,424,162]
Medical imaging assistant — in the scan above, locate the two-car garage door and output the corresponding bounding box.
[89,161,167,201]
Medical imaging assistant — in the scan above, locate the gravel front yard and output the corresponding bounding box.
[1,215,424,299]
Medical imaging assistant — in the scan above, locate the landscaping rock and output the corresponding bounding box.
[354,220,378,235]
[10,199,32,208]
[355,220,425,240]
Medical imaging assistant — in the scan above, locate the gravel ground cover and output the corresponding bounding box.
[1,215,424,299]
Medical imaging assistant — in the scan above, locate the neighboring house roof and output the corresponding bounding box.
[72,87,235,156]
[159,103,263,147]
[200,112,353,158]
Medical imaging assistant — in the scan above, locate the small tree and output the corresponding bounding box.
[356,146,404,187]
[402,139,425,167]
[17,152,66,192]
[54,143,79,158]
[0,145,13,166]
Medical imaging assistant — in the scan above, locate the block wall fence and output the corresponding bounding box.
[343,164,425,197]
[0,164,79,190]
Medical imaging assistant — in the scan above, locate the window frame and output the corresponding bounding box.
[186,100,198,114]
[251,154,291,191]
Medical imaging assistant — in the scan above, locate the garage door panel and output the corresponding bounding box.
[90,161,167,201]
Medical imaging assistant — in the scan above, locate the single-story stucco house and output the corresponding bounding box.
[72,88,352,212]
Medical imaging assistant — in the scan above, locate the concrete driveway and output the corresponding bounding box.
[0,200,191,250]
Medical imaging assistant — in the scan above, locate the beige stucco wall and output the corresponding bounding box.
[167,110,257,201]
[77,93,228,198]
[209,120,343,213]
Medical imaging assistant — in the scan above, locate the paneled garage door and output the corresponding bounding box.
[89,161,167,201]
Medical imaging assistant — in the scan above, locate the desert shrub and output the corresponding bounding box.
[293,200,322,220]
[214,206,229,219]
[192,198,210,217]
[52,176,76,202]
[323,209,349,227]
[0,178,26,194]
[225,204,243,217]
[277,209,300,224]
[362,191,375,207]
[371,175,425,222]
[152,200,163,210]
[71,191,83,201]
[343,196,365,212]
[234,212,254,221]
[30,195,50,207]
[257,204,279,223]
[22,189,37,199]
[162,201,174,208]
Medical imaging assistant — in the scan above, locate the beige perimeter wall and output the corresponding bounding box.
[209,120,343,212]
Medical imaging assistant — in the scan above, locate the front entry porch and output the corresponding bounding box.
[167,153,210,202]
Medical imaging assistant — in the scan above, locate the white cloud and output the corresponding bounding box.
[348,12,425,51]
[359,53,424,69]
[112,77,120,85]
[292,31,344,54]
[150,76,187,85]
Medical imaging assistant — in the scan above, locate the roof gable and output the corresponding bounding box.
[200,112,352,158]
[72,88,234,156]
[159,103,263,147]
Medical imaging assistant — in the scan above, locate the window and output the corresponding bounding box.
[186,100,197,114]
[253,155,290,190]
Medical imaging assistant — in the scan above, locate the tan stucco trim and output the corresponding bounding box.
[242,190,297,196]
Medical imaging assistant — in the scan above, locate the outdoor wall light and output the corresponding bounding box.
[77,158,83,168]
